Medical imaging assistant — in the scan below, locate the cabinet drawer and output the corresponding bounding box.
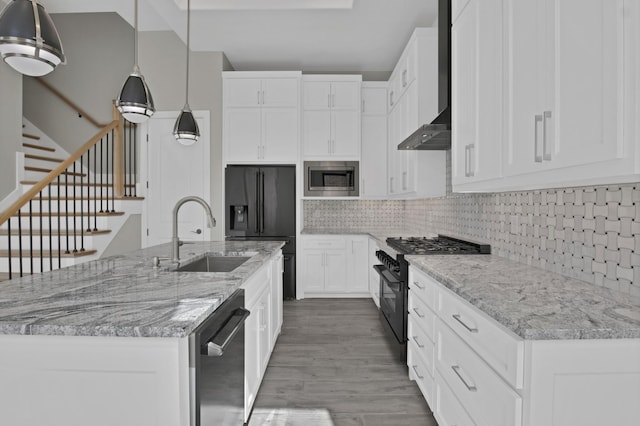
[408,313,435,376]
[408,289,436,344]
[434,370,476,426]
[437,320,522,426]
[409,267,438,311]
[407,340,435,407]
[301,237,346,250]
[438,286,524,388]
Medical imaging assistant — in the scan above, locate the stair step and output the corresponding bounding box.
[35,196,144,201]
[21,180,135,188]
[0,249,97,258]
[22,133,40,140]
[11,211,125,218]
[0,229,111,236]
[25,154,65,163]
[22,142,55,152]
[24,166,87,177]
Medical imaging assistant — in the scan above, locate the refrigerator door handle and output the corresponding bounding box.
[255,171,260,233]
[260,171,265,234]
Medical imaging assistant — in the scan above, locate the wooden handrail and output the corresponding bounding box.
[34,77,108,128]
[0,120,119,225]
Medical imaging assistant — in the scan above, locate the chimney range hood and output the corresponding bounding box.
[398,0,451,151]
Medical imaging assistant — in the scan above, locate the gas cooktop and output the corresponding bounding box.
[385,234,491,255]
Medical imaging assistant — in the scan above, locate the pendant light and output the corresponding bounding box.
[0,0,65,76]
[173,0,199,145]
[116,0,155,123]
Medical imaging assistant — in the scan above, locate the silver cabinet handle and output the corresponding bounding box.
[362,99,365,113]
[402,171,408,191]
[412,307,425,318]
[402,69,407,87]
[464,145,470,177]
[452,314,478,333]
[412,365,424,380]
[543,110,552,161]
[534,114,543,163]
[389,177,394,193]
[413,335,425,348]
[204,308,250,357]
[468,144,475,177]
[261,90,265,105]
[412,281,425,290]
[257,90,261,105]
[451,365,477,392]
[328,93,331,108]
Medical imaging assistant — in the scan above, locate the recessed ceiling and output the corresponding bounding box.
[40,0,438,76]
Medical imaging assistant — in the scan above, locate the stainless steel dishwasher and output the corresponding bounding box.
[190,289,249,425]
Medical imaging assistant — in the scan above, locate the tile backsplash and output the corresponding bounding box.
[304,182,640,297]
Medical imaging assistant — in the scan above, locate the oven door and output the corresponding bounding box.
[373,264,406,344]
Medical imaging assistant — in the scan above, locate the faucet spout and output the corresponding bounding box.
[171,196,216,263]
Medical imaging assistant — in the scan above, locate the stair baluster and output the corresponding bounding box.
[80,155,85,252]
[48,184,53,271]
[72,162,78,253]
[18,210,23,278]
[57,176,62,269]
[7,218,11,279]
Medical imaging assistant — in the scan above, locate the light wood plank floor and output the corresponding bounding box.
[249,298,437,426]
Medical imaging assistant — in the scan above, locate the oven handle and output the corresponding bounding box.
[202,307,250,357]
[373,264,401,284]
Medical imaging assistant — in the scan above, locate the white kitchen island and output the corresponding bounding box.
[0,240,284,426]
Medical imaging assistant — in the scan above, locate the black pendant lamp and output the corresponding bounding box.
[173,0,199,145]
[0,0,65,76]
[116,0,155,123]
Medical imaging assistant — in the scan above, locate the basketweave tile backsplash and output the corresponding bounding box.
[304,182,640,297]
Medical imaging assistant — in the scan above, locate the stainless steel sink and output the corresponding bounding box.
[177,255,251,273]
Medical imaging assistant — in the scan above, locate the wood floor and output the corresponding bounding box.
[249,298,437,426]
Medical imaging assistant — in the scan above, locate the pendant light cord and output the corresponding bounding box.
[185,0,191,106]
[134,0,139,71]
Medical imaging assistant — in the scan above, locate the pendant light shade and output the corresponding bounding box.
[173,104,199,146]
[0,0,66,76]
[173,0,199,144]
[116,0,154,123]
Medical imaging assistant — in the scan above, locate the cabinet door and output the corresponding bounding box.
[262,108,298,162]
[346,237,369,293]
[270,255,283,347]
[549,0,626,168]
[303,81,331,109]
[225,78,262,107]
[331,82,360,110]
[362,86,387,115]
[324,250,348,292]
[225,108,261,161]
[368,239,381,306]
[300,250,326,293]
[244,300,261,418]
[503,0,548,176]
[361,115,388,197]
[262,78,299,107]
[452,0,503,186]
[258,286,272,376]
[332,110,360,157]
[303,110,331,156]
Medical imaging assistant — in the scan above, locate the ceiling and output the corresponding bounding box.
[37,0,438,75]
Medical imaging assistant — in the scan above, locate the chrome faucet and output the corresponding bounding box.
[172,196,216,263]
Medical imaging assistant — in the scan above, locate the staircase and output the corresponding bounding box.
[0,114,142,281]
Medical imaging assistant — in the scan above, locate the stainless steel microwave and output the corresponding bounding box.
[304,161,359,197]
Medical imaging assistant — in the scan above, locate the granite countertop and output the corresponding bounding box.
[0,240,284,338]
[407,255,640,340]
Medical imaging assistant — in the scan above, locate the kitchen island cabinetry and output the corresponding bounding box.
[407,258,640,426]
[0,241,285,426]
[299,235,369,298]
[223,71,301,164]
[302,75,362,159]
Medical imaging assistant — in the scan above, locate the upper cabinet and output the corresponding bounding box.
[223,71,301,164]
[361,82,389,198]
[453,0,639,192]
[302,75,362,159]
[451,0,503,189]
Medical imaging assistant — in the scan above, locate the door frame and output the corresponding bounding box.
[139,110,211,248]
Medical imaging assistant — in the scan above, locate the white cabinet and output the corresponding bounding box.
[302,76,362,159]
[223,72,301,164]
[299,235,370,297]
[270,253,284,346]
[361,83,388,198]
[368,238,381,307]
[451,0,503,190]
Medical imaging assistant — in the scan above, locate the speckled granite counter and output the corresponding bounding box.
[0,240,284,338]
[407,255,640,340]
[301,227,435,252]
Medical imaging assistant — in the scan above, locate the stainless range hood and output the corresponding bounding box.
[398,0,451,151]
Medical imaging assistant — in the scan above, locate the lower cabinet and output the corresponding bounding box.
[242,251,283,423]
[300,235,369,297]
[368,238,380,307]
[407,264,640,426]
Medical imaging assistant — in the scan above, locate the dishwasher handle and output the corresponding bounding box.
[203,307,250,357]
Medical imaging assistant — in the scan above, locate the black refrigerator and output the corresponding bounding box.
[225,165,296,299]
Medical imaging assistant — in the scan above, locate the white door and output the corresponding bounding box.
[142,111,211,248]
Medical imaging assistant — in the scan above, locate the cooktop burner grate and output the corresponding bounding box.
[385,235,490,255]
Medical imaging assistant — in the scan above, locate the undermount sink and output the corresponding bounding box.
[177,255,252,273]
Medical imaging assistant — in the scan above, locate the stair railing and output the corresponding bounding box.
[0,102,138,280]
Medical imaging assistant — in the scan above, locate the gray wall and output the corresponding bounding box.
[23,13,134,153]
[0,61,23,201]
[139,31,228,240]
